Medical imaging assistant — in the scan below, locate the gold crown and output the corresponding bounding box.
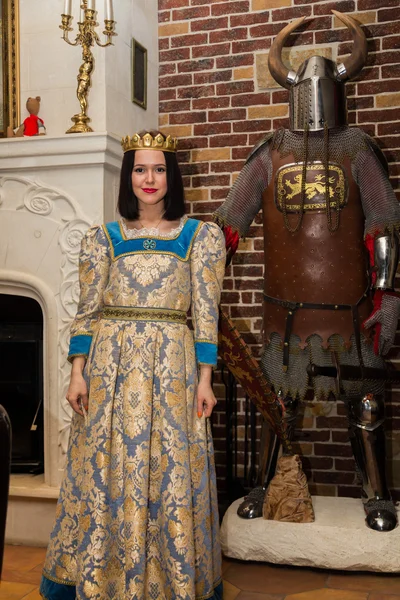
[121,132,178,153]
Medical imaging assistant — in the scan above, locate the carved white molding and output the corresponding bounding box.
[0,175,91,462]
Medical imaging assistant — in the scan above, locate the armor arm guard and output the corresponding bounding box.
[213,137,273,261]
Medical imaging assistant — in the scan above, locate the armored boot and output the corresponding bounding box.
[237,395,299,519]
[347,393,398,532]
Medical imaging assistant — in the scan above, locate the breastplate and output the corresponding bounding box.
[262,150,372,346]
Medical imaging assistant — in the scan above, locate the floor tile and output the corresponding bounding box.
[328,573,400,594]
[223,562,328,595]
[0,581,37,600]
[223,580,241,600]
[368,595,400,600]
[236,592,284,600]
[0,569,41,586]
[19,590,42,600]
[3,547,47,573]
[285,589,368,600]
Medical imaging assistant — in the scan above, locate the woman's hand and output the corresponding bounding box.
[197,365,217,418]
[66,357,88,416]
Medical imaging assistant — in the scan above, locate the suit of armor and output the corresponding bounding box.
[215,12,400,532]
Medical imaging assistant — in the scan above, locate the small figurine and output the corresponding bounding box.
[7,97,46,137]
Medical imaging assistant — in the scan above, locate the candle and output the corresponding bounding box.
[64,0,72,15]
[105,0,113,20]
[87,0,95,9]
[80,7,85,21]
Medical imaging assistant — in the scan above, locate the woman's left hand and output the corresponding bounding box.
[197,380,217,418]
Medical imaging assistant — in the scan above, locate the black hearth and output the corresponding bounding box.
[0,294,44,474]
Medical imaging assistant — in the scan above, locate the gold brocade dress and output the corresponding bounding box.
[41,217,226,600]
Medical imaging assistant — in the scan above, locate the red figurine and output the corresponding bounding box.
[7,96,46,137]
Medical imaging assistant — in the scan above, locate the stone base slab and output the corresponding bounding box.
[221,496,400,573]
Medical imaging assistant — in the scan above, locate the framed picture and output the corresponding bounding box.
[131,38,147,110]
[0,0,20,137]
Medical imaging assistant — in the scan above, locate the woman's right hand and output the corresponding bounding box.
[66,357,88,416]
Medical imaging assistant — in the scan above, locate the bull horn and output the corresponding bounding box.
[332,10,368,81]
[268,16,307,89]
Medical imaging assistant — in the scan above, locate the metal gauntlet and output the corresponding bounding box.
[374,232,399,290]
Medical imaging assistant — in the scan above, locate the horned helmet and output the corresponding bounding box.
[268,11,368,131]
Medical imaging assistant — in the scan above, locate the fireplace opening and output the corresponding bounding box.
[0,294,44,474]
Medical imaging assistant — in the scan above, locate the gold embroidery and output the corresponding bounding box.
[102,306,187,323]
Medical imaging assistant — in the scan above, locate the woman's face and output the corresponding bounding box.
[132,149,167,209]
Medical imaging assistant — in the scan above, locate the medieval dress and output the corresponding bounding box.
[40,216,225,600]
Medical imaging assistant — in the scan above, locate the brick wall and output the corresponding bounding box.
[158,0,400,503]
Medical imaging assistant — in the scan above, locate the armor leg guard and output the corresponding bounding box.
[237,395,299,519]
[347,393,398,532]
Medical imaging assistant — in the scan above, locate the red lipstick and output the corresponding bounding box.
[142,188,157,194]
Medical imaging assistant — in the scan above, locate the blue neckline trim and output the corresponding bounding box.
[104,218,202,261]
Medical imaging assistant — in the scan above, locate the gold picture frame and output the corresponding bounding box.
[131,38,147,110]
[1,0,20,137]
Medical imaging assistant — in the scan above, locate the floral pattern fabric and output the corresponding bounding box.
[41,218,226,600]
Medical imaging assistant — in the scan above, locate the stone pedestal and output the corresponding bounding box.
[221,497,400,573]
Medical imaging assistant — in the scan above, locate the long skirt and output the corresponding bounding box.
[40,319,222,600]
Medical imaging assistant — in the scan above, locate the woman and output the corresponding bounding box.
[40,131,225,600]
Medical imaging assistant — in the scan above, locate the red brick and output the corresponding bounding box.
[314,1,355,15]
[271,5,312,22]
[382,64,400,79]
[383,35,400,50]
[234,119,271,133]
[192,175,231,188]
[159,99,190,113]
[338,486,361,499]
[159,73,192,89]
[159,63,176,76]
[191,17,228,32]
[178,84,214,99]
[272,90,289,103]
[217,81,254,96]
[170,111,206,124]
[192,42,231,57]
[338,38,380,57]
[295,429,331,442]
[159,38,169,50]
[171,33,208,48]
[211,133,248,147]
[208,108,247,122]
[347,97,374,110]
[358,0,398,7]
[359,108,400,123]
[216,55,254,69]
[211,160,245,173]
[211,188,230,200]
[233,147,251,159]
[194,122,231,136]
[313,471,356,485]
[159,89,176,101]
[178,59,215,72]
[193,97,230,110]
[221,291,241,304]
[159,0,188,8]
[210,27,248,43]
[231,252,265,266]
[177,150,191,163]
[159,47,190,62]
[231,11,269,27]
[302,457,334,471]
[178,137,209,150]
[191,0,226,4]
[368,22,400,37]
[232,92,270,107]
[358,79,400,95]
[232,39,271,54]
[159,10,170,23]
[332,431,350,444]
[379,135,400,149]
[233,266,263,277]
[180,163,209,176]
[231,305,263,317]
[315,28,352,44]
[194,70,232,84]
[378,7,400,22]
[314,443,353,457]
[211,1,249,16]
[368,51,400,67]
[335,458,356,471]
[172,5,209,20]
[379,121,400,136]
[193,201,223,214]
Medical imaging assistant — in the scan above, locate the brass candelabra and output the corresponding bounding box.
[60,1,116,134]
